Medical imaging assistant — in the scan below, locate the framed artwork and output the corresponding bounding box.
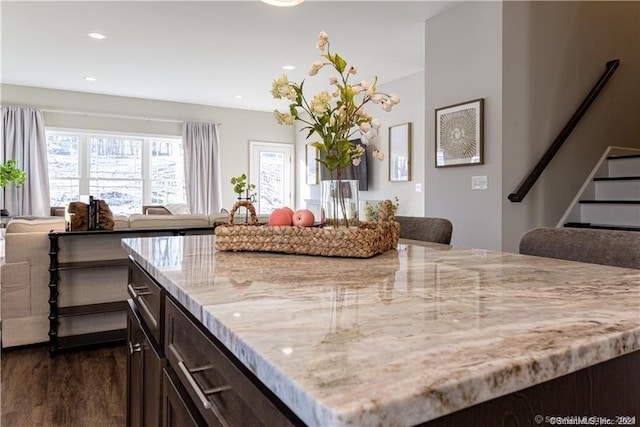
[306,144,319,185]
[435,98,484,168]
[389,122,411,182]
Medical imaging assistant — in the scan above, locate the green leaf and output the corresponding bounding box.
[333,54,347,73]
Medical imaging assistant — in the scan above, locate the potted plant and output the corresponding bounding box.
[230,173,256,201]
[0,159,27,216]
[230,173,256,222]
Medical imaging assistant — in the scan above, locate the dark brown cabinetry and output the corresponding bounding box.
[127,258,303,427]
[127,299,164,427]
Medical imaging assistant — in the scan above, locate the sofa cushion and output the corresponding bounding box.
[113,214,129,229]
[145,207,171,215]
[128,214,210,229]
[5,217,66,234]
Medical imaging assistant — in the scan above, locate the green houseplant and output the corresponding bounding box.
[1,159,27,216]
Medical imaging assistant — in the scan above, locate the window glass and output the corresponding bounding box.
[90,179,143,215]
[90,137,142,179]
[151,138,185,205]
[47,134,80,207]
[46,131,184,215]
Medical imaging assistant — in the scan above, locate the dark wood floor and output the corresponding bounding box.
[1,343,127,427]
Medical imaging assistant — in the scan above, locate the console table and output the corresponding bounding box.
[47,227,214,356]
[123,235,640,426]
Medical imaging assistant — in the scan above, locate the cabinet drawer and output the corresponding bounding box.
[162,367,207,427]
[127,300,165,427]
[165,298,297,427]
[129,260,164,345]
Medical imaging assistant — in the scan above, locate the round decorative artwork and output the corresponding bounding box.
[440,108,477,161]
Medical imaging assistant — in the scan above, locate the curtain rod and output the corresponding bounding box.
[40,108,221,126]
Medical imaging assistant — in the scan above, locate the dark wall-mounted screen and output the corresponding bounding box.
[320,139,369,191]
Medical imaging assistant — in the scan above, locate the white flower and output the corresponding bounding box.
[310,91,331,115]
[371,94,384,104]
[270,31,399,177]
[309,61,325,76]
[360,122,371,133]
[270,75,290,99]
[316,31,329,51]
[273,110,294,126]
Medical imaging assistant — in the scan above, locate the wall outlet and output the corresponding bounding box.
[415,183,422,193]
[472,176,488,191]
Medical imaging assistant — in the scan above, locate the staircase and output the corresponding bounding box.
[561,148,640,231]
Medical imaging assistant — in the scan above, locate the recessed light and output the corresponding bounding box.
[87,32,107,40]
[260,0,304,6]
[282,65,295,71]
[233,95,243,99]
[84,76,97,82]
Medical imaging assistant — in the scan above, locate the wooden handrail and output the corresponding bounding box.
[508,59,620,203]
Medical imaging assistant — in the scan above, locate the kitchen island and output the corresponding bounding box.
[123,234,639,426]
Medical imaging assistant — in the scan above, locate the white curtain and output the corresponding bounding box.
[182,121,222,215]
[1,106,50,217]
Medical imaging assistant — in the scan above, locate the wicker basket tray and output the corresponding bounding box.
[214,200,399,258]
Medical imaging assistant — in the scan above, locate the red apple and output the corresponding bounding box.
[292,209,315,227]
[268,208,292,226]
[281,206,294,219]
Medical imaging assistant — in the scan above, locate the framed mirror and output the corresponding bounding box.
[389,122,411,182]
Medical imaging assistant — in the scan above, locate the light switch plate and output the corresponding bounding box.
[472,176,488,191]
[415,183,422,193]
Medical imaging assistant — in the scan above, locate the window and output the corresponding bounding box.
[47,130,185,215]
[249,141,293,214]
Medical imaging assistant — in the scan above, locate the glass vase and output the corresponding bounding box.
[321,179,359,228]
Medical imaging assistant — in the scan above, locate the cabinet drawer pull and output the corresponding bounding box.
[204,385,232,395]
[128,283,152,298]
[177,360,213,410]
[129,342,142,355]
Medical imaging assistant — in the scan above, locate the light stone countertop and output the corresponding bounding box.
[122,235,640,427]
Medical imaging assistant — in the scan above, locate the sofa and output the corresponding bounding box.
[0,210,267,348]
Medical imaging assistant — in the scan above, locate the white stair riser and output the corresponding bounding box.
[594,180,640,201]
[580,203,640,227]
[608,158,640,177]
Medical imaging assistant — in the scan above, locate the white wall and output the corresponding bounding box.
[501,1,640,252]
[425,2,503,250]
[424,0,639,252]
[1,84,296,210]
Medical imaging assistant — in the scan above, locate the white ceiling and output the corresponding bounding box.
[1,1,460,112]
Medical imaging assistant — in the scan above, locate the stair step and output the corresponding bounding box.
[593,176,640,181]
[580,202,640,227]
[607,154,640,160]
[594,180,640,201]
[579,200,640,204]
[564,222,640,232]
[607,156,640,177]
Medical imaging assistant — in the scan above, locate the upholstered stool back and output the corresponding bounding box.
[394,216,453,245]
[519,227,640,269]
